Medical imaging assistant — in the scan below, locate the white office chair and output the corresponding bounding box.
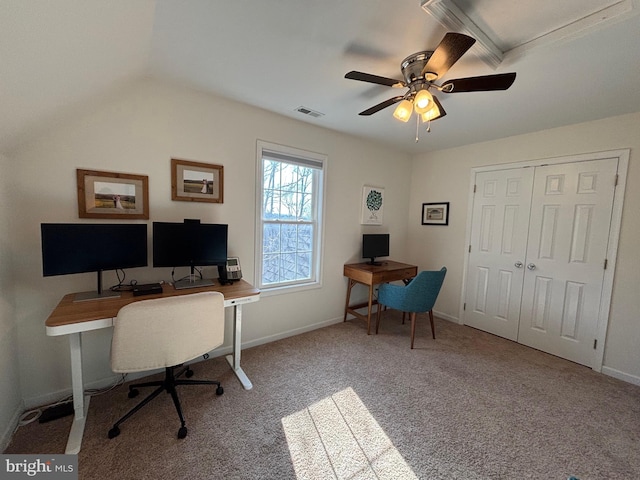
[108,292,225,440]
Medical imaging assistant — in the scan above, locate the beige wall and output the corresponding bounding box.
[408,111,640,383]
[3,76,639,442]
[0,152,22,449]
[8,78,412,405]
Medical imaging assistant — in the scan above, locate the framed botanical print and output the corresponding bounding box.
[361,185,384,225]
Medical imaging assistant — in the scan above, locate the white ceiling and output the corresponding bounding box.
[2,0,640,155]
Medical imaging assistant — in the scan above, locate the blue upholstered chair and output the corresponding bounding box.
[375,267,447,348]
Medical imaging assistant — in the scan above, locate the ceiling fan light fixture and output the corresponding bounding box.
[413,89,434,114]
[420,104,440,122]
[393,99,413,122]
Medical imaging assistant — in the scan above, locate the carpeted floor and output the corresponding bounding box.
[5,313,640,479]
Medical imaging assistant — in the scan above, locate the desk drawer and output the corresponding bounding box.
[377,267,417,283]
[343,266,372,284]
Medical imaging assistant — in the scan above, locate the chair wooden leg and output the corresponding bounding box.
[429,309,436,339]
[402,312,406,324]
[410,312,417,349]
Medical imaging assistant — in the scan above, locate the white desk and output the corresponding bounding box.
[45,280,260,454]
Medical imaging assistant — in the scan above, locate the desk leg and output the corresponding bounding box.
[225,304,253,390]
[366,285,374,335]
[344,279,355,321]
[66,333,90,454]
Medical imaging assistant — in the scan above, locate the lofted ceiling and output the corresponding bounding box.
[2,0,640,155]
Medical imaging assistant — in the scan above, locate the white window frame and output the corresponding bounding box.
[255,140,326,293]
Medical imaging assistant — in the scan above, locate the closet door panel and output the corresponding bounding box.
[464,168,534,340]
[517,158,618,365]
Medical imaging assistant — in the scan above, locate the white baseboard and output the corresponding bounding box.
[1,401,25,452]
[241,316,343,350]
[348,307,461,326]
[21,317,344,410]
[601,366,640,387]
[23,376,123,411]
[433,309,460,324]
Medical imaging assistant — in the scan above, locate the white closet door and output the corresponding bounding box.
[464,168,534,341]
[517,158,618,365]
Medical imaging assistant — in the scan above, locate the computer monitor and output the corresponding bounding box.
[152,220,228,289]
[41,223,148,301]
[362,233,389,265]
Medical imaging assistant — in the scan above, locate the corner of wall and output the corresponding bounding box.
[0,152,24,450]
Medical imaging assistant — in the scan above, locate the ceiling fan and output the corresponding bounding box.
[345,32,516,126]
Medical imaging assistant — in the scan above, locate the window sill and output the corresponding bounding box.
[258,280,322,297]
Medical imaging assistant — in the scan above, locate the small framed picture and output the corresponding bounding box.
[422,202,449,225]
[77,169,149,219]
[171,158,224,203]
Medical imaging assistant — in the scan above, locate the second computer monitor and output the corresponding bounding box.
[153,220,228,272]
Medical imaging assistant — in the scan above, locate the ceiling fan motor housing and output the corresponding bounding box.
[401,51,436,86]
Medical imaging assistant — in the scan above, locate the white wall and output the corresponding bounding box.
[6,75,639,440]
[0,152,22,449]
[7,78,411,405]
[408,111,640,384]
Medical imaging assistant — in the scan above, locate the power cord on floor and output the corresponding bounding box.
[18,396,71,426]
[15,374,128,429]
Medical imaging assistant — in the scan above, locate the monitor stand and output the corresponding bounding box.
[174,278,215,290]
[73,270,121,302]
[73,290,121,302]
[174,275,215,290]
[367,258,382,266]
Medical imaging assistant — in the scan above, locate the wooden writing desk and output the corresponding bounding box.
[45,279,259,454]
[343,261,417,334]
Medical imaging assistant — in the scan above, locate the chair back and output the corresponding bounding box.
[388,267,446,313]
[111,292,225,373]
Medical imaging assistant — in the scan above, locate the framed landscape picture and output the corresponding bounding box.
[77,169,149,219]
[171,158,224,203]
[422,202,449,225]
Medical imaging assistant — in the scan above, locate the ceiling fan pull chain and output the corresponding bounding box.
[426,119,431,133]
[415,115,420,143]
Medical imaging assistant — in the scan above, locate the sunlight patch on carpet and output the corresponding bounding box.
[282,387,418,480]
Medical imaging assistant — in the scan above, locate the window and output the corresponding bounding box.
[256,141,326,291]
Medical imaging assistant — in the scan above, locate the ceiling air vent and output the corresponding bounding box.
[295,106,324,118]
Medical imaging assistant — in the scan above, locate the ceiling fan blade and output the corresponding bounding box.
[359,96,405,116]
[441,72,516,93]
[421,32,476,79]
[345,71,405,88]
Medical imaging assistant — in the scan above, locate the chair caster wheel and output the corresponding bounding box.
[178,426,187,439]
[108,426,120,439]
[185,369,194,378]
[128,388,139,398]
[216,386,224,396]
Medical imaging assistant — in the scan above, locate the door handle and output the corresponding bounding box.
[527,263,536,270]
[515,261,523,268]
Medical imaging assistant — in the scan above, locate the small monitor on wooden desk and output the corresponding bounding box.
[362,233,389,265]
